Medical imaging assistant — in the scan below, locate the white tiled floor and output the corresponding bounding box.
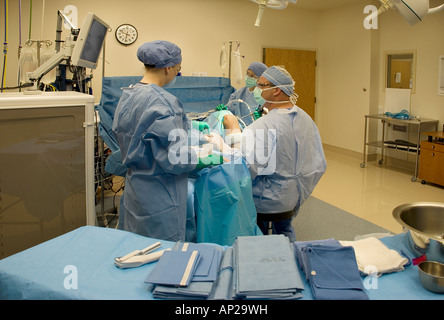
[312,146,444,234]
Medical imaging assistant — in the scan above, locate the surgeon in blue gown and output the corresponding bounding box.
[208,66,327,242]
[112,40,220,241]
[227,62,267,126]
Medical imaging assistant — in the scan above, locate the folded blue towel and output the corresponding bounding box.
[145,250,200,287]
[304,245,369,300]
[209,247,235,300]
[234,235,304,299]
[293,239,341,280]
[177,242,221,282]
[151,242,223,299]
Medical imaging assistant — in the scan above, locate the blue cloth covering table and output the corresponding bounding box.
[0,226,443,300]
[0,226,173,299]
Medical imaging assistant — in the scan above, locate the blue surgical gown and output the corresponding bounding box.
[240,106,326,214]
[112,83,197,241]
[227,87,258,126]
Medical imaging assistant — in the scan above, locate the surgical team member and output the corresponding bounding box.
[112,40,220,241]
[227,62,267,126]
[210,66,326,241]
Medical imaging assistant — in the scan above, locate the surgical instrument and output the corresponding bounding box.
[114,242,164,268]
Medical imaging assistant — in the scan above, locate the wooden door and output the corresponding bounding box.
[263,48,316,120]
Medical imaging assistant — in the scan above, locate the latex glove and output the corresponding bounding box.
[203,132,225,151]
[192,121,210,133]
[253,108,262,120]
[195,154,224,170]
[215,104,228,111]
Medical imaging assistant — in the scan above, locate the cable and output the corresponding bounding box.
[18,0,21,45]
[17,0,22,87]
[1,55,6,93]
[28,0,32,40]
[0,82,34,90]
[2,0,9,92]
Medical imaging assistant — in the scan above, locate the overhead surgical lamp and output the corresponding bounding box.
[370,0,444,25]
[250,0,297,27]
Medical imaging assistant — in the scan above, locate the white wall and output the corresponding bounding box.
[315,0,444,153]
[1,0,318,98]
[317,3,374,152]
[1,0,443,154]
[378,5,444,124]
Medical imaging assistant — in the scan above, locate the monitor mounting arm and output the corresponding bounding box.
[26,10,79,86]
[26,40,75,84]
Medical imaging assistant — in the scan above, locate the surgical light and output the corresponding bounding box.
[250,0,297,27]
[372,0,444,26]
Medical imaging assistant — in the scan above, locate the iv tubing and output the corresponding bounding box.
[29,0,32,40]
[2,0,8,92]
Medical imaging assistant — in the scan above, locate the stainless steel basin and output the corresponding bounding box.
[393,202,444,242]
[418,261,444,294]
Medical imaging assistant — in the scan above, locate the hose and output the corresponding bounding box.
[2,0,9,92]
[17,0,22,86]
[29,0,32,39]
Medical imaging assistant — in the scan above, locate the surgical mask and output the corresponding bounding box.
[245,76,257,88]
[254,85,295,106]
[253,87,266,106]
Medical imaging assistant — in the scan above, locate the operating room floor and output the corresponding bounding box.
[311,146,444,234]
[96,146,444,235]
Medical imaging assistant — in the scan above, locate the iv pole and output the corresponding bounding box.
[221,40,241,80]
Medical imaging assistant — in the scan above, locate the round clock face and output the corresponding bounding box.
[115,24,138,45]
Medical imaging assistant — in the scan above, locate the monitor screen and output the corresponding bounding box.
[70,13,109,69]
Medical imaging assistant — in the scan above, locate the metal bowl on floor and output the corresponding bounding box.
[418,261,444,294]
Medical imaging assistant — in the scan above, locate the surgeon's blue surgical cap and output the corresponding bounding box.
[262,66,295,96]
[137,40,182,68]
[248,62,267,77]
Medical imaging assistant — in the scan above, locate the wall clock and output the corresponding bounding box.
[115,24,138,45]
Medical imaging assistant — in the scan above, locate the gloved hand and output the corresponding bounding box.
[192,121,210,133]
[203,132,225,152]
[195,154,224,170]
[253,108,262,120]
[215,104,228,111]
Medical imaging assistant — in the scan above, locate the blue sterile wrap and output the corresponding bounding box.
[193,156,262,246]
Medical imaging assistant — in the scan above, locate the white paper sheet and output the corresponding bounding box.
[384,88,411,113]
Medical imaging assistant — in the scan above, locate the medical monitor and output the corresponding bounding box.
[70,13,109,69]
